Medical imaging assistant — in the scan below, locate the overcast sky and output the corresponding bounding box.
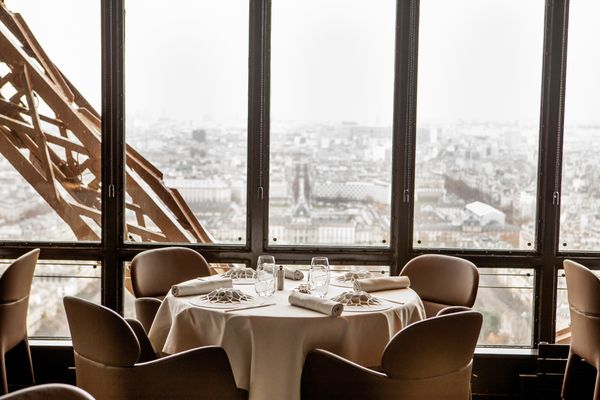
[4,0,599,126]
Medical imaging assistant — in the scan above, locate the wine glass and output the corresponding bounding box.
[308,257,330,297]
[255,255,276,296]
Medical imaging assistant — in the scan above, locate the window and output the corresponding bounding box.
[269,0,396,246]
[0,0,596,349]
[413,0,544,250]
[0,0,101,241]
[560,0,600,251]
[124,0,248,244]
[474,268,534,347]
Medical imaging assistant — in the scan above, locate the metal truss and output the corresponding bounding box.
[0,3,210,243]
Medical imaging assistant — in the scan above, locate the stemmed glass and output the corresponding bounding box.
[308,257,330,297]
[255,255,276,296]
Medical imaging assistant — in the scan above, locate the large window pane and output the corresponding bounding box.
[125,1,248,244]
[0,1,101,241]
[269,0,395,246]
[560,0,600,251]
[474,268,534,347]
[414,0,544,250]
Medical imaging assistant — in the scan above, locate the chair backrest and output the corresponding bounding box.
[382,310,482,380]
[0,383,95,400]
[400,254,479,317]
[564,260,600,316]
[130,247,211,297]
[563,259,600,365]
[0,249,40,303]
[63,296,141,367]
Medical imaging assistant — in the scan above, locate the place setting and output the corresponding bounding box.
[169,276,274,312]
[288,257,412,315]
[329,269,384,288]
[218,265,257,284]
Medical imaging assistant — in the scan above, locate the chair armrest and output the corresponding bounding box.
[125,318,157,363]
[126,346,246,399]
[134,297,162,334]
[302,349,389,400]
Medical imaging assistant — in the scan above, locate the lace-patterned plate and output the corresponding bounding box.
[330,290,392,312]
[220,267,257,285]
[189,288,260,309]
[330,271,377,288]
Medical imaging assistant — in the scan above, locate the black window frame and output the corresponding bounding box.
[0,0,596,347]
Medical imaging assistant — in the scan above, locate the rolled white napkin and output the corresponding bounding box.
[264,265,304,281]
[288,291,344,317]
[171,278,233,297]
[353,276,411,292]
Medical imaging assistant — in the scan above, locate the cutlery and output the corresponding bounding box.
[225,302,276,312]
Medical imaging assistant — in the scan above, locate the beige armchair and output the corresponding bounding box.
[301,310,482,400]
[562,260,600,400]
[63,296,246,400]
[0,249,40,394]
[130,247,211,332]
[400,254,479,317]
[0,383,94,400]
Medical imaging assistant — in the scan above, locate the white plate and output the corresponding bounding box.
[188,298,261,309]
[340,302,392,312]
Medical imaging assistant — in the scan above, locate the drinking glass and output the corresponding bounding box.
[308,257,330,297]
[255,255,276,296]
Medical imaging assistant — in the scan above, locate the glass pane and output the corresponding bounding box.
[125,0,248,244]
[560,0,600,251]
[0,260,101,338]
[0,1,101,241]
[269,0,395,246]
[474,268,534,347]
[413,0,544,250]
[556,269,569,342]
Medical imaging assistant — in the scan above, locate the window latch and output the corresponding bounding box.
[552,191,560,206]
[403,189,410,203]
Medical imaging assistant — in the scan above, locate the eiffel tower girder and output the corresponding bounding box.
[0,2,211,243]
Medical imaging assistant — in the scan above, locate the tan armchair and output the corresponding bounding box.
[400,254,479,317]
[63,296,245,400]
[130,247,211,332]
[562,260,600,400]
[301,310,482,400]
[0,249,40,395]
[0,383,94,400]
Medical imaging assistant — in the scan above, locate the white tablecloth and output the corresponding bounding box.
[148,276,425,400]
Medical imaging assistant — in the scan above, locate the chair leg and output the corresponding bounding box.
[561,351,577,399]
[21,339,34,385]
[594,370,600,400]
[1,351,8,395]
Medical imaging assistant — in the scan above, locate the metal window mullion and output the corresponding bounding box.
[391,0,420,275]
[535,0,570,344]
[101,0,125,313]
[247,0,270,268]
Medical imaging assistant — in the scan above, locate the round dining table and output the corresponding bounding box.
[148,274,425,400]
